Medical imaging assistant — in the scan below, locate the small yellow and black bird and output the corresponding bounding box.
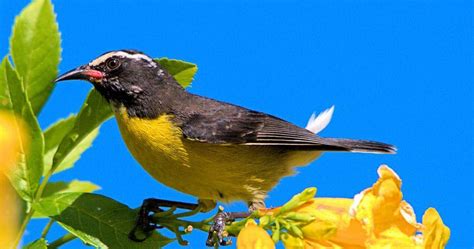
[55,49,395,246]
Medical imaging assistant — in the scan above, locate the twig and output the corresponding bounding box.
[41,219,55,238]
[48,233,77,248]
[13,209,35,248]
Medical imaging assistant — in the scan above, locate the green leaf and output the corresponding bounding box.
[0,57,44,202]
[33,180,100,218]
[43,115,100,175]
[42,180,100,198]
[58,222,108,248]
[58,127,99,172]
[43,115,75,174]
[49,193,174,248]
[23,238,47,249]
[156,58,197,88]
[52,89,112,172]
[10,0,61,114]
[33,192,82,217]
[44,115,76,158]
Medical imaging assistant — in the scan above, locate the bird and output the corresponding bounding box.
[55,49,396,246]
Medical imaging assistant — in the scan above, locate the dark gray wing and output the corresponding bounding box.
[178,99,336,147]
[177,96,396,153]
[180,109,266,144]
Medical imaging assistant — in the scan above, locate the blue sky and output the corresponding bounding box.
[1,0,473,248]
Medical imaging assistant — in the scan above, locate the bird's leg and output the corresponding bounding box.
[206,211,251,247]
[206,200,264,246]
[129,198,199,242]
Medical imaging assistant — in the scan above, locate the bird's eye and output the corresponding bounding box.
[106,58,120,70]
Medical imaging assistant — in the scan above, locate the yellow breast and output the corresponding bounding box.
[114,108,190,182]
[114,107,322,203]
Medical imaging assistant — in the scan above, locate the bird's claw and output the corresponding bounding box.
[206,212,233,246]
[129,215,156,242]
[129,198,201,243]
[129,206,163,242]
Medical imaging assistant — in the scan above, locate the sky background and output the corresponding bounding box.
[1,0,473,248]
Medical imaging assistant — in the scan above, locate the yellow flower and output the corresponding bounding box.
[281,233,305,249]
[366,227,421,248]
[0,110,26,169]
[276,165,450,248]
[421,208,450,249]
[0,110,27,248]
[351,165,419,237]
[237,219,275,249]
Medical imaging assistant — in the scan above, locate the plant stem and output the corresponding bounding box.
[41,219,55,238]
[14,163,59,246]
[48,233,77,248]
[34,171,53,204]
[170,206,202,219]
[13,209,35,248]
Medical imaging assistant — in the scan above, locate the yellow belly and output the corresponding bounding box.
[114,108,322,203]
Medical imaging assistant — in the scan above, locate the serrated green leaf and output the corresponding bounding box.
[42,180,100,198]
[23,238,47,249]
[156,58,197,88]
[58,222,108,248]
[43,115,75,174]
[52,89,112,172]
[0,57,44,202]
[33,180,100,218]
[43,115,100,175]
[58,127,99,172]
[10,0,61,114]
[33,192,83,217]
[44,115,76,156]
[49,193,174,248]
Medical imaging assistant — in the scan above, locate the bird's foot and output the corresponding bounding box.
[206,209,251,247]
[129,198,199,242]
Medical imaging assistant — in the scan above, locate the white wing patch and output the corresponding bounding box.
[305,105,335,134]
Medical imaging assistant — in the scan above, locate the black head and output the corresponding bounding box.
[55,50,182,109]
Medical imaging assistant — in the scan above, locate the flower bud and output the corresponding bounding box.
[281,233,304,249]
[259,215,272,227]
[279,187,317,214]
[289,223,304,239]
[283,212,316,222]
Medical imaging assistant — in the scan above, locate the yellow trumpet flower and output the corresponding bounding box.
[0,110,27,248]
[237,219,275,249]
[274,165,450,248]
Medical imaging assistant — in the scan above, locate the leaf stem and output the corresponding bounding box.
[14,162,58,247]
[170,206,202,218]
[13,209,35,248]
[34,168,54,203]
[48,233,77,248]
[41,219,55,238]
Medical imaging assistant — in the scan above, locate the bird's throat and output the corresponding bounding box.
[107,81,186,119]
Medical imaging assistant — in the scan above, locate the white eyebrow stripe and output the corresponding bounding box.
[88,51,154,66]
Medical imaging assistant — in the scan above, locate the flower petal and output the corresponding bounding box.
[260,165,449,248]
[422,208,450,248]
[366,227,420,248]
[351,165,419,237]
[237,219,275,249]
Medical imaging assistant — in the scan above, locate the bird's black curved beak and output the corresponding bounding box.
[54,65,104,83]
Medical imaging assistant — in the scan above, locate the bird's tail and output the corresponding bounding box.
[319,138,397,154]
[305,105,396,154]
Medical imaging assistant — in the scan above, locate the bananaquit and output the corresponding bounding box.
[55,49,396,246]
